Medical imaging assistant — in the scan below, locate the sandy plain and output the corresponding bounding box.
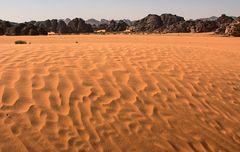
[0,34,239,152]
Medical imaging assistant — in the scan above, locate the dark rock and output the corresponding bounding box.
[68,18,93,33]
[0,27,3,35]
[216,14,234,26]
[163,20,195,33]
[132,14,163,32]
[50,19,58,32]
[160,14,185,26]
[0,20,13,35]
[132,14,184,32]
[29,28,39,35]
[194,20,218,32]
[106,20,128,32]
[86,19,101,26]
[97,24,108,30]
[225,17,240,37]
[57,20,69,34]
[37,27,48,35]
[215,14,234,34]
[6,23,26,36]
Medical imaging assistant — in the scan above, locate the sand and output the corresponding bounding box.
[0,34,239,152]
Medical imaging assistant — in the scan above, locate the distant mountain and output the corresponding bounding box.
[100,19,110,25]
[198,16,218,21]
[120,19,132,26]
[86,18,133,26]
[86,19,101,26]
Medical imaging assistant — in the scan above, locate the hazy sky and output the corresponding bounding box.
[0,0,239,22]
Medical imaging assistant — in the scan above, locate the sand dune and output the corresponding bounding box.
[0,34,240,152]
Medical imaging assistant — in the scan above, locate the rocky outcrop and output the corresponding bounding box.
[194,20,218,32]
[132,14,185,32]
[160,14,185,27]
[0,20,12,35]
[35,18,93,34]
[57,20,70,34]
[131,14,163,32]
[216,14,234,26]
[35,19,55,32]
[225,17,240,37]
[163,20,195,33]
[106,20,128,32]
[0,14,239,36]
[5,23,48,36]
[86,19,101,26]
[215,14,234,34]
[95,24,108,31]
[68,18,93,33]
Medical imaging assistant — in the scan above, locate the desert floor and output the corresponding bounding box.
[0,34,239,152]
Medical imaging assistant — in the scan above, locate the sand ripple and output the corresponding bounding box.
[0,35,240,152]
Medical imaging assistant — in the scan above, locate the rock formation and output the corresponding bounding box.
[106,20,128,32]
[132,14,163,32]
[68,18,93,33]
[215,14,234,34]
[132,14,185,32]
[0,14,239,36]
[225,17,240,37]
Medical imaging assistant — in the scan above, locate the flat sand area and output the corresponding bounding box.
[0,34,239,152]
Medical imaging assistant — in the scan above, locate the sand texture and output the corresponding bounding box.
[0,34,239,152]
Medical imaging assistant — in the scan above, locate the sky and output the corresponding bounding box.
[0,0,239,22]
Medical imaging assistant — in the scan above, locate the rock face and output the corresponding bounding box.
[194,20,218,32]
[132,14,163,32]
[86,19,131,31]
[131,14,237,35]
[215,14,234,34]
[225,17,240,37]
[216,14,234,26]
[36,19,58,33]
[35,18,93,34]
[86,19,101,26]
[163,20,195,33]
[68,18,93,33]
[106,20,128,32]
[5,23,48,36]
[96,24,108,31]
[0,20,12,35]
[57,20,69,34]
[160,14,185,27]
[132,14,185,32]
